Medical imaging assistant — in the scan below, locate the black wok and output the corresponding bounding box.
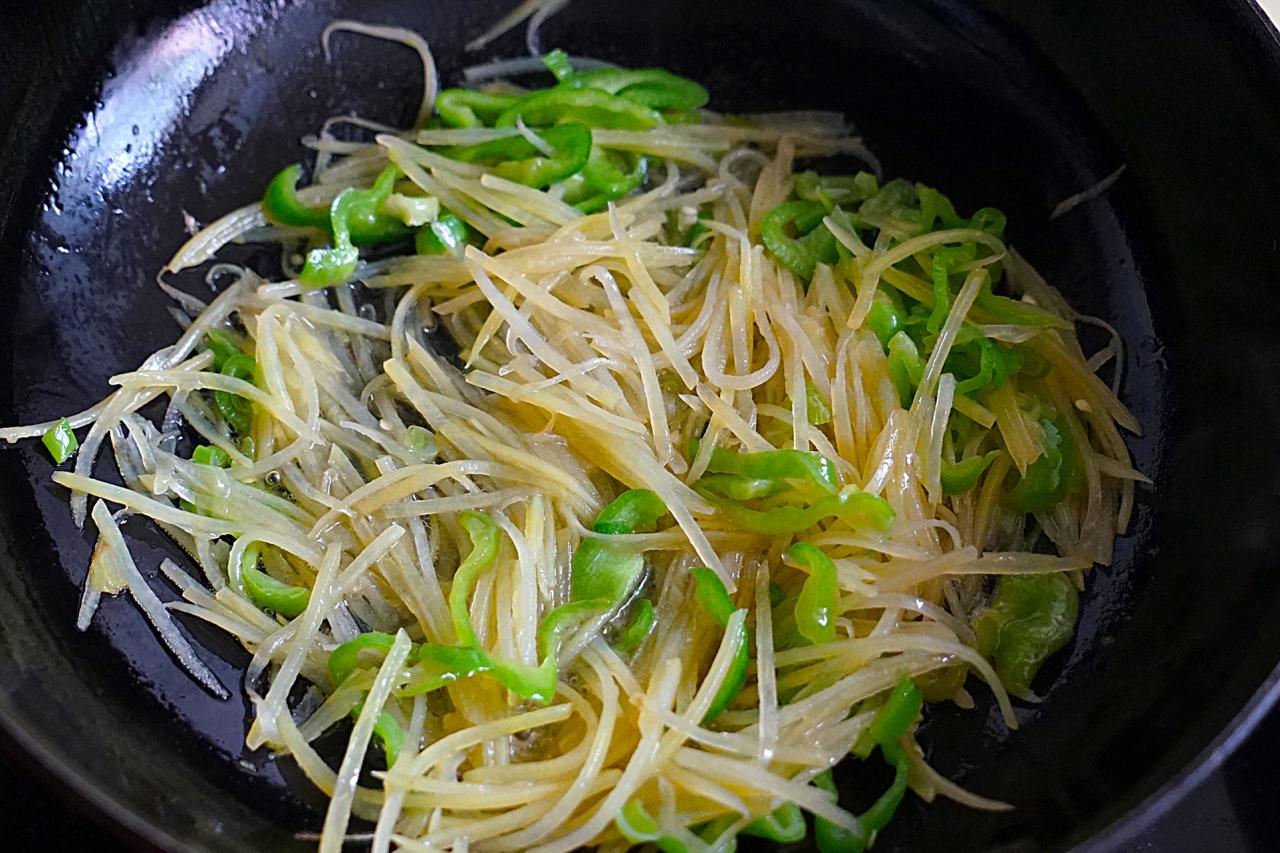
[2,1,1280,850]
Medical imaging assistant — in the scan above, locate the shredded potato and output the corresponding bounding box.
[3,16,1141,853]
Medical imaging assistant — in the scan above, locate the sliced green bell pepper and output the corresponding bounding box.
[761,200,840,281]
[416,209,472,256]
[1005,419,1077,513]
[435,88,520,128]
[613,598,655,653]
[693,440,839,493]
[974,573,1079,695]
[496,85,663,130]
[449,511,502,647]
[940,450,1001,496]
[690,567,749,722]
[299,165,410,287]
[214,353,256,436]
[571,489,667,604]
[786,542,840,646]
[698,486,895,537]
[42,418,78,464]
[442,123,592,188]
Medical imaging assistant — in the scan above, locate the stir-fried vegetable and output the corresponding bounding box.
[974,573,1080,695]
[786,542,840,645]
[42,418,78,464]
[298,165,409,287]
[4,22,1143,853]
[449,511,503,647]
[443,123,593,188]
[690,567,748,721]
[572,489,667,603]
[761,200,839,281]
[815,678,923,853]
[699,486,895,536]
[1005,419,1079,513]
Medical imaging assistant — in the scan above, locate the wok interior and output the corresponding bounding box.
[2,0,1279,851]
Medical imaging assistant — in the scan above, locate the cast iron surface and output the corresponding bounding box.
[0,1,1278,851]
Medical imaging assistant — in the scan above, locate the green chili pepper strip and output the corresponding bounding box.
[614,599,655,653]
[192,444,231,468]
[941,450,1001,496]
[974,573,1079,695]
[435,89,520,128]
[329,631,397,687]
[886,331,924,408]
[541,49,575,83]
[952,338,1024,397]
[813,770,863,853]
[697,442,839,493]
[927,245,976,333]
[806,381,833,426]
[614,801,713,853]
[449,511,502,647]
[569,67,710,112]
[869,677,924,747]
[262,165,332,231]
[591,488,668,534]
[832,678,924,850]
[761,200,839,281]
[969,206,1007,237]
[1005,419,1077,513]
[337,165,414,246]
[413,593,605,703]
[866,290,907,348]
[264,164,411,247]
[859,742,912,845]
[616,801,663,844]
[698,486,895,537]
[570,539,643,605]
[571,490,667,604]
[242,564,309,618]
[371,710,404,767]
[857,178,920,234]
[914,184,965,234]
[742,802,806,843]
[483,598,608,703]
[814,677,920,852]
[416,210,472,256]
[214,353,256,436]
[422,645,486,676]
[496,86,663,130]
[346,698,405,768]
[299,244,359,288]
[690,567,749,722]
[852,675,924,758]
[694,473,790,502]
[42,418,78,464]
[581,147,643,198]
[794,171,879,210]
[441,123,592,188]
[239,542,310,619]
[973,291,1069,329]
[691,567,736,625]
[402,644,492,696]
[786,542,840,646]
[300,165,409,287]
[562,148,650,213]
[204,329,244,371]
